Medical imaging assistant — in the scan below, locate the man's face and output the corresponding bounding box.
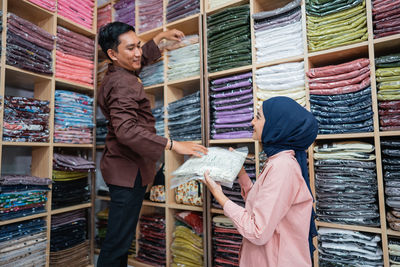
[108,31,142,71]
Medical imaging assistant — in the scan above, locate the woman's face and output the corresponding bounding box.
[251,108,266,141]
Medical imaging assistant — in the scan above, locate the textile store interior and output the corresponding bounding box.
[0,0,399,266]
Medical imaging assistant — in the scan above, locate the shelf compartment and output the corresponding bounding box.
[0,212,48,226]
[211,208,224,214]
[255,55,304,69]
[57,15,96,37]
[5,65,52,88]
[380,131,400,137]
[387,229,400,237]
[167,76,201,88]
[144,83,163,94]
[316,132,375,140]
[51,202,92,215]
[168,203,203,212]
[374,33,400,54]
[96,145,105,150]
[208,65,252,79]
[55,78,95,94]
[96,195,110,201]
[206,0,249,15]
[166,14,200,30]
[316,221,381,234]
[143,200,166,208]
[137,26,163,43]
[53,143,94,148]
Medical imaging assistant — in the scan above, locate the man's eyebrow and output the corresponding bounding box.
[126,41,141,47]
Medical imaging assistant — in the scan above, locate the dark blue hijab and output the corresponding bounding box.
[261,96,318,259]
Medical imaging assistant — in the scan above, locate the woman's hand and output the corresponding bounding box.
[203,170,229,207]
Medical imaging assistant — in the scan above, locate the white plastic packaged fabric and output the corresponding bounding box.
[170,147,248,189]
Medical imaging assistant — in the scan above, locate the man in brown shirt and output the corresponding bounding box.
[97,22,207,266]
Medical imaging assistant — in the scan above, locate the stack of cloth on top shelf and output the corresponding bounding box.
[318,227,383,266]
[256,61,306,108]
[167,0,200,23]
[381,139,400,231]
[212,153,255,209]
[52,153,95,209]
[137,0,163,33]
[114,0,135,27]
[136,214,166,266]
[306,0,367,52]
[139,59,164,86]
[56,26,95,87]
[97,3,112,32]
[372,0,400,38]
[50,210,90,266]
[152,106,164,137]
[57,0,94,30]
[27,0,56,12]
[212,215,242,267]
[210,72,253,140]
[207,5,251,72]
[167,91,201,141]
[307,58,373,134]
[7,13,54,75]
[164,34,200,81]
[0,219,47,266]
[314,141,380,227]
[3,96,50,143]
[54,90,94,144]
[253,0,303,63]
[375,53,400,131]
[0,175,51,221]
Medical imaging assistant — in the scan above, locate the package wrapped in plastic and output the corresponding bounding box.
[58,0,94,30]
[167,0,200,23]
[138,0,162,33]
[171,147,248,188]
[114,0,135,27]
[167,43,200,81]
[139,59,164,86]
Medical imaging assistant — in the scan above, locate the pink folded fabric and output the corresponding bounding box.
[309,70,370,89]
[308,65,370,83]
[309,76,371,95]
[97,4,112,31]
[27,0,56,12]
[57,0,94,29]
[307,58,370,78]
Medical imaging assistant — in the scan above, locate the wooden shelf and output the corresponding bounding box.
[209,138,255,144]
[128,258,154,267]
[8,0,54,31]
[316,221,381,234]
[165,14,200,30]
[138,26,163,43]
[373,33,400,54]
[255,55,304,69]
[208,65,252,79]
[143,200,166,208]
[51,203,92,215]
[206,0,250,15]
[2,142,50,147]
[316,132,374,140]
[387,229,400,237]
[98,1,112,9]
[380,131,400,137]
[20,0,55,16]
[55,78,95,93]
[211,208,224,215]
[0,212,48,226]
[168,203,203,212]
[57,15,96,37]
[53,143,94,148]
[96,144,105,150]
[5,65,52,87]
[167,76,201,87]
[96,195,110,201]
[144,84,163,95]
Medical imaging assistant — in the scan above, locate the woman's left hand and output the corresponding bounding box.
[203,170,229,207]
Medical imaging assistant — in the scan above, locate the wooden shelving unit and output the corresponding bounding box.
[0,1,98,266]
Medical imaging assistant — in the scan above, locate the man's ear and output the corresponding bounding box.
[107,49,117,61]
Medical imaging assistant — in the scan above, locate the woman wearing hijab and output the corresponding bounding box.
[203,96,318,266]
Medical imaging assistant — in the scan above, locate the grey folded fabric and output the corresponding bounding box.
[252,0,301,20]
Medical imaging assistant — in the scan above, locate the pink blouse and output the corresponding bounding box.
[223,150,313,267]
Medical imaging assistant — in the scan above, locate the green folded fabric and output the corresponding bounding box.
[307,13,365,34]
[376,76,400,82]
[378,81,400,90]
[308,16,366,37]
[309,29,367,50]
[307,2,364,24]
[376,67,400,77]
[306,0,363,16]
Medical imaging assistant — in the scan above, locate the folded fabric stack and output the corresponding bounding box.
[256,62,306,108]
[210,72,253,140]
[54,90,94,144]
[27,0,56,12]
[389,239,400,266]
[50,210,89,266]
[114,0,135,27]
[139,59,164,86]
[151,107,164,137]
[58,0,94,30]
[172,211,204,266]
[136,214,166,266]
[56,26,95,87]
[7,13,54,75]
[318,227,383,266]
[52,153,94,209]
[212,153,255,209]
[96,118,108,145]
[0,175,51,221]
[372,0,400,38]
[307,58,373,134]
[166,0,200,23]
[137,0,163,33]
[207,5,251,73]
[382,139,400,231]
[375,53,400,131]
[253,0,303,63]
[213,216,242,267]
[167,35,200,81]
[208,0,232,10]
[314,141,380,226]
[167,91,201,141]
[3,96,50,142]
[0,219,47,266]
[306,0,367,52]
[97,3,112,32]
[97,60,110,87]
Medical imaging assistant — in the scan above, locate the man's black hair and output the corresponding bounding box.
[98,22,135,61]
